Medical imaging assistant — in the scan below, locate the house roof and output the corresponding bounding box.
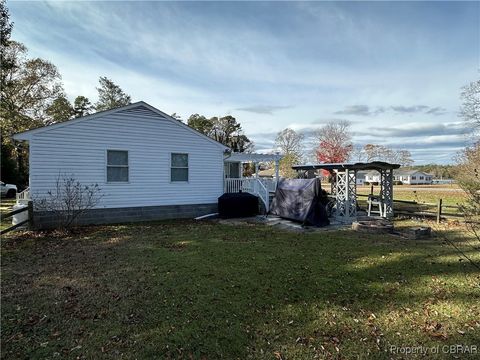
[394,169,433,176]
[13,101,229,151]
[224,153,283,163]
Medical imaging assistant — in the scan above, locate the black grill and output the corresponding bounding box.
[218,192,258,218]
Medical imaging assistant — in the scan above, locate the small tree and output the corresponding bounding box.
[73,95,93,118]
[35,173,102,230]
[456,142,480,242]
[95,76,131,111]
[275,128,304,177]
[460,79,480,134]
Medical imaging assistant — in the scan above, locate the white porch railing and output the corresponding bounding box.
[224,178,271,212]
[258,178,277,193]
[16,188,30,205]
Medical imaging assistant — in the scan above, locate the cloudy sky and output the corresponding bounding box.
[10,1,479,164]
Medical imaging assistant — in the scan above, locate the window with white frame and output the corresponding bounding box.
[171,153,188,182]
[107,150,128,182]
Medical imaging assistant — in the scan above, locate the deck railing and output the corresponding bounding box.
[258,178,277,193]
[16,188,30,205]
[224,178,271,212]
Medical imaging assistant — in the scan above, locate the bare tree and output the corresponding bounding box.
[362,144,413,165]
[35,173,103,230]
[396,150,414,166]
[350,145,367,162]
[275,128,304,177]
[275,128,304,156]
[460,79,480,134]
[456,143,480,240]
[457,79,480,245]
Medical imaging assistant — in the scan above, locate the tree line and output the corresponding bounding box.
[273,121,414,178]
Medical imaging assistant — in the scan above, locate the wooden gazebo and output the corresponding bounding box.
[292,162,400,223]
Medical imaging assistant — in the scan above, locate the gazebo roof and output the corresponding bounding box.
[225,152,283,163]
[292,161,400,171]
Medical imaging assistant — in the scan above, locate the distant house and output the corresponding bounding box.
[363,169,433,185]
[356,171,367,185]
[393,170,433,185]
[364,171,381,184]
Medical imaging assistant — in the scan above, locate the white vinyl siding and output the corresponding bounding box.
[28,105,225,208]
[107,150,129,182]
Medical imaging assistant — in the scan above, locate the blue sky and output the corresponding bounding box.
[10,1,479,164]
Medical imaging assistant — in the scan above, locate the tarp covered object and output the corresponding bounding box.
[270,178,330,227]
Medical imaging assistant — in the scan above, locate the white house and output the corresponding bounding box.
[356,171,367,185]
[393,170,433,185]
[14,102,280,228]
[364,171,381,184]
[363,169,433,185]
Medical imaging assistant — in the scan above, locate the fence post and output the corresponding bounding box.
[436,198,442,224]
[27,200,34,229]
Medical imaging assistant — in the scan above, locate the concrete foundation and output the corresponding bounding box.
[33,203,218,229]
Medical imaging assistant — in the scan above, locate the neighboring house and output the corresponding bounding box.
[14,102,231,227]
[432,178,455,185]
[364,171,381,184]
[393,170,433,185]
[356,171,367,185]
[363,169,433,185]
[14,102,282,228]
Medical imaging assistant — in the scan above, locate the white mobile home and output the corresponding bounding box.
[393,170,433,185]
[14,102,280,228]
[363,169,433,185]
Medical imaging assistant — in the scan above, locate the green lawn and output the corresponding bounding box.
[2,220,479,359]
[1,198,16,231]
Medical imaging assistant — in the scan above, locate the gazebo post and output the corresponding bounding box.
[380,168,394,218]
[334,168,357,223]
[274,159,280,186]
[330,171,336,197]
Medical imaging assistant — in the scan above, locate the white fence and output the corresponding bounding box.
[16,188,30,205]
[259,178,277,193]
[224,178,271,212]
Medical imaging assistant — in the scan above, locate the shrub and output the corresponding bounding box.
[34,173,102,230]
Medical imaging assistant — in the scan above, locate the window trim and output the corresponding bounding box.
[170,152,189,183]
[106,149,129,183]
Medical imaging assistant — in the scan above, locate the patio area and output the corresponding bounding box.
[292,161,401,224]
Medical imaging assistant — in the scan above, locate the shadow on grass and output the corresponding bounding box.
[1,220,479,359]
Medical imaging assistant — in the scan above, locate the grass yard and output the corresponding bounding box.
[2,220,479,359]
[1,198,16,232]
[355,185,467,218]
[356,185,467,207]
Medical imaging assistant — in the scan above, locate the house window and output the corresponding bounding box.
[411,176,416,180]
[171,153,188,182]
[420,176,424,180]
[107,150,129,182]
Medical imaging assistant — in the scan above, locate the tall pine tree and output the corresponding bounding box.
[95,77,131,111]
